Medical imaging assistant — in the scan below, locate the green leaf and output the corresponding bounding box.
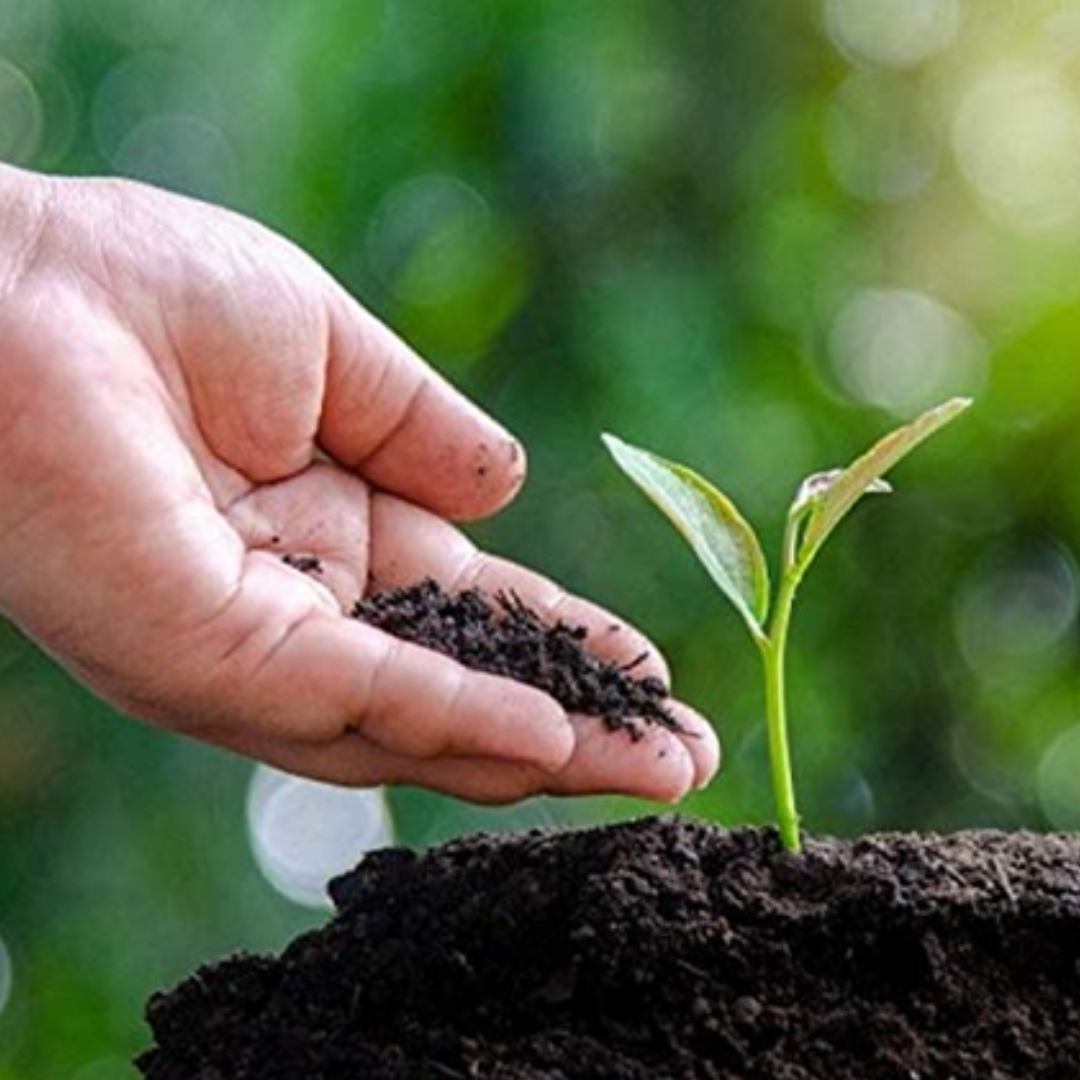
[798,397,972,564]
[603,434,771,635]
[791,469,892,520]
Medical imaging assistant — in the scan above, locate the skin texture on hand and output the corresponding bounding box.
[0,164,719,805]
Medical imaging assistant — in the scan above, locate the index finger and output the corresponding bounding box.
[367,493,672,687]
[318,286,526,523]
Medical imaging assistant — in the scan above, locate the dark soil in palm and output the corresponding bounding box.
[138,817,1080,1080]
[351,579,682,739]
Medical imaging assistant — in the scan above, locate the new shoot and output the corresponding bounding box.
[603,398,972,854]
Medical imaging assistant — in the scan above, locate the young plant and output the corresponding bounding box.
[603,397,972,854]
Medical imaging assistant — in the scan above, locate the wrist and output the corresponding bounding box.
[0,164,54,306]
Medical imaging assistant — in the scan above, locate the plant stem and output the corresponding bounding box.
[761,569,802,853]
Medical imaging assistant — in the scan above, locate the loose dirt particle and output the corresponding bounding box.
[282,554,324,575]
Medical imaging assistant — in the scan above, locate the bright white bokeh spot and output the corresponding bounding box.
[1038,723,1080,829]
[953,64,1080,232]
[247,767,394,909]
[823,0,963,69]
[0,59,44,164]
[829,288,985,413]
[825,72,939,203]
[0,933,11,1020]
[955,545,1080,684]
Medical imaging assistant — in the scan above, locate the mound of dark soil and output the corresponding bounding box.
[138,817,1080,1080]
[352,579,682,739]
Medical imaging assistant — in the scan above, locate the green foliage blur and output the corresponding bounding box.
[3,0,1080,1075]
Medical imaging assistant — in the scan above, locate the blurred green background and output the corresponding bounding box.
[3,0,1080,1074]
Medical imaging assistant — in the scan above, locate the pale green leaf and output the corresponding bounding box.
[791,469,892,520]
[603,434,770,634]
[799,397,972,564]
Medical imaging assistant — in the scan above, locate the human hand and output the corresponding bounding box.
[0,165,718,804]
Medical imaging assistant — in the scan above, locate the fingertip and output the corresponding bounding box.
[564,717,696,804]
[644,734,697,804]
[667,703,721,791]
[445,432,528,523]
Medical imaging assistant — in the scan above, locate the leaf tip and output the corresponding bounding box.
[601,432,635,469]
[942,395,975,417]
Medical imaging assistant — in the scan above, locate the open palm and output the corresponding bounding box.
[0,168,717,804]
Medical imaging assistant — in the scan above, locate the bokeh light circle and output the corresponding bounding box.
[825,72,939,203]
[365,173,530,359]
[823,0,963,70]
[247,766,394,910]
[1038,723,1080,829]
[113,114,237,201]
[824,767,877,831]
[367,175,495,306]
[0,59,44,164]
[828,287,985,413]
[30,64,78,169]
[591,69,687,169]
[92,51,226,195]
[88,0,213,48]
[0,0,56,59]
[954,544,1080,684]
[953,64,1080,232]
[950,724,1021,808]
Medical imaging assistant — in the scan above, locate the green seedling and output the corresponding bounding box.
[603,397,972,854]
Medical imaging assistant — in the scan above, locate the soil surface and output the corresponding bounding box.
[139,817,1080,1080]
[352,579,682,739]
